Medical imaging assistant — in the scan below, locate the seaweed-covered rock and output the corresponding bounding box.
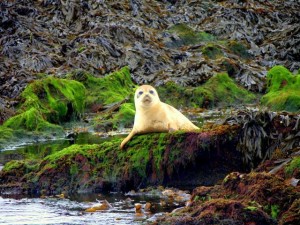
[0,124,245,195]
[154,172,299,225]
[261,66,300,112]
[1,76,85,136]
[69,66,136,109]
[157,73,257,109]
[3,108,63,133]
[18,76,85,123]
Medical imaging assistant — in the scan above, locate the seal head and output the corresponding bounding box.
[134,85,160,109]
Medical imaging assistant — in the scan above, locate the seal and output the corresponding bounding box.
[120,85,199,149]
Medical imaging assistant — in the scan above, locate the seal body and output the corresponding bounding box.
[120,85,199,149]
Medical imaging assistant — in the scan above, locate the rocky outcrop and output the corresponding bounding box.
[0,124,244,195]
[154,171,299,225]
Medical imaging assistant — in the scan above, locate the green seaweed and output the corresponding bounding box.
[20,76,86,123]
[4,107,63,133]
[166,23,215,47]
[285,156,300,176]
[157,73,256,109]
[0,126,14,145]
[69,66,136,108]
[2,76,86,136]
[261,66,300,112]
[43,144,99,165]
[202,73,256,106]
[2,159,40,174]
[202,44,223,59]
[271,205,280,219]
[111,103,135,129]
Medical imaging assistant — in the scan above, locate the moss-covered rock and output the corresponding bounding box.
[158,73,256,108]
[69,66,136,109]
[68,67,136,130]
[201,73,256,106]
[4,108,63,133]
[0,124,244,195]
[19,76,85,123]
[261,66,300,112]
[1,76,85,137]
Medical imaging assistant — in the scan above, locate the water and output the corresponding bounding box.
[0,132,125,166]
[0,193,170,225]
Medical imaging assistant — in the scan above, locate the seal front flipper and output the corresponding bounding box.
[120,129,136,149]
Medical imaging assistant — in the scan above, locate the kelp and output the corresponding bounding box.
[1,0,299,107]
[225,110,300,168]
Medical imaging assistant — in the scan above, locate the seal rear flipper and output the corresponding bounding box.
[168,123,176,133]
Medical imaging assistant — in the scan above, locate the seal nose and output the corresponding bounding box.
[143,94,152,103]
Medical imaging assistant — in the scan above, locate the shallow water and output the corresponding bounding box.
[0,192,173,225]
[0,132,125,167]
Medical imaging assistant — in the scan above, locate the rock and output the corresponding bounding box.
[85,199,112,212]
[144,202,152,212]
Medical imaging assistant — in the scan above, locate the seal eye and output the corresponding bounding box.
[149,90,155,95]
[138,91,143,95]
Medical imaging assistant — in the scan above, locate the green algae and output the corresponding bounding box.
[2,76,85,136]
[158,73,256,108]
[4,107,63,133]
[166,23,215,47]
[285,156,300,176]
[202,73,256,106]
[69,66,136,108]
[2,159,40,174]
[107,103,135,129]
[20,76,85,122]
[43,144,99,165]
[202,44,223,59]
[261,66,300,112]
[0,126,14,145]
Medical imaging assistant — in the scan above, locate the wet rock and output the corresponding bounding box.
[85,200,112,212]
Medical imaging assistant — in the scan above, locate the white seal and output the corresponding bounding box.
[120,85,199,149]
